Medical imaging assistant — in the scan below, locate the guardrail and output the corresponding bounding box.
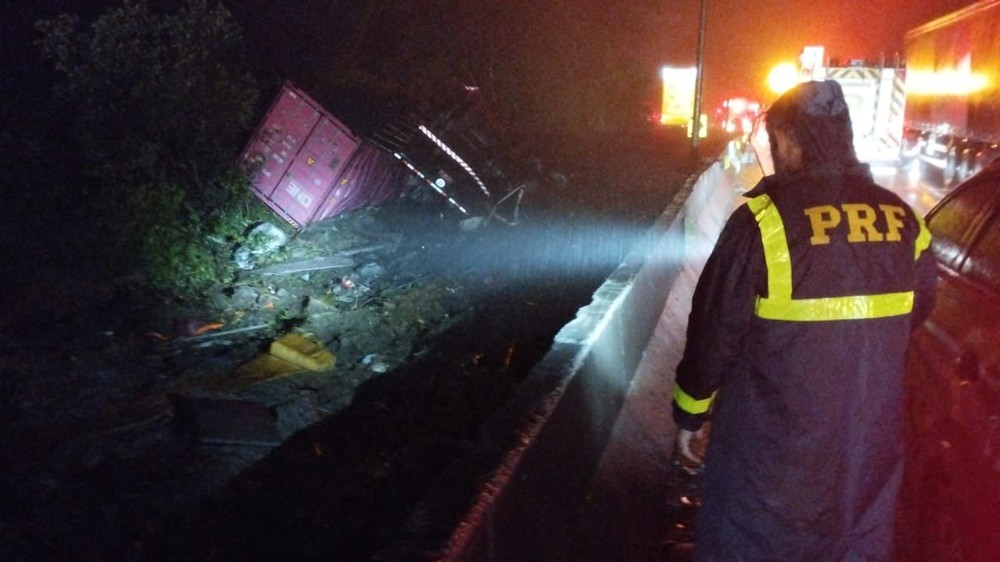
[371,143,757,561]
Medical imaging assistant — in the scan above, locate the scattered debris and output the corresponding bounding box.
[172,396,282,447]
[362,353,389,373]
[0,92,712,560]
[240,254,356,278]
[459,216,487,231]
[170,323,272,346]
[267,332,335,372]
[233,221,291,270]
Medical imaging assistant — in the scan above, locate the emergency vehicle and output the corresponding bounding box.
[716,97,761,136]
[797,46,907,165]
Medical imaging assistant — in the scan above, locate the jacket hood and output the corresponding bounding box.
[765,80,860,171]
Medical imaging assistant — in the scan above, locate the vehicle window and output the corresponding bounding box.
[927,175,1000,270]
[963,213,1000,294]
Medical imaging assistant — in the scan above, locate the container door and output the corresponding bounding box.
[268,115,359,226]
[243,87,321,204]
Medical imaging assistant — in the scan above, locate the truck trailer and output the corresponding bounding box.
[902,0,1000,188]
[240,81,522,228]
[239,81,408,228]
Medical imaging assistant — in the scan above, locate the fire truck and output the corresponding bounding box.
[797,46,907,165]
[902,0,1000,188]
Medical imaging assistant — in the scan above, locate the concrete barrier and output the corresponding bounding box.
[417,146,756,561]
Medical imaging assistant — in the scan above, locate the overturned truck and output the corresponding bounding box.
[240,81,526,228]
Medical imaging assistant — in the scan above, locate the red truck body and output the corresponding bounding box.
[240,81,405,228]
[241,79,530,228]
[903,0,1000,187]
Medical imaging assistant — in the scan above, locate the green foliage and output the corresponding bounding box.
[111,171,273,297]
[36,0,259,187]
[36,0,265,298]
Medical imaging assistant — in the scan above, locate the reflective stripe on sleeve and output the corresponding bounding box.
[672,384,716,415]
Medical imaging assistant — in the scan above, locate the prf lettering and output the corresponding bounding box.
[803,204,906,245]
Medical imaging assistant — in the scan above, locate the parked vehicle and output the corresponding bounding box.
[902,0,1000,189]
[896,158,1000,562]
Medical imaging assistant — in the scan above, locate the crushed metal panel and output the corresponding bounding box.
[310,142,410,222]
[369,92,513,217]
[243,80,519,226]
[172,396,282,447]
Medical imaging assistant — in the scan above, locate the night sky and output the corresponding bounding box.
[3,0,977,111]
[640,0,975,106]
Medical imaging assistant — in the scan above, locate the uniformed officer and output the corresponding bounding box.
[670,80,937,561]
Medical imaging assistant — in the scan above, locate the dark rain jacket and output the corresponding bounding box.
[672,163,937,561]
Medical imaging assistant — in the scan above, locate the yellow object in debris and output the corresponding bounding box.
[214,354,303,391]
[211,333,336,392]
[268,332,335,372]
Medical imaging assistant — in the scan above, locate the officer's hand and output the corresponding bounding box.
[677,427,706,464]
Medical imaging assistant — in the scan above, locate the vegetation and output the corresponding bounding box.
[29,0,661,298]
[36,0,269,297]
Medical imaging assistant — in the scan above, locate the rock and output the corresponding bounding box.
[356,262,386,284]
[273,389,322,439]
[246,222,289,253]
[233,222,290,270]
[361,353,388,372]
[231,285,261,309]
[233,245,256,270]
[304,295,332,315]
[459,216,486,231]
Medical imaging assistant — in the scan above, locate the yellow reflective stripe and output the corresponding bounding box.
[747,193,918,322]
[672,384,716,415]
[756,291,914,321]
[915,214,931,259]
[747,194,793,299]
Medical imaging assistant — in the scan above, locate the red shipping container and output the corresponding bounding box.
[240,82,361,228]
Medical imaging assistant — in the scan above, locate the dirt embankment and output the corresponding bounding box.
[0,129,721,560]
